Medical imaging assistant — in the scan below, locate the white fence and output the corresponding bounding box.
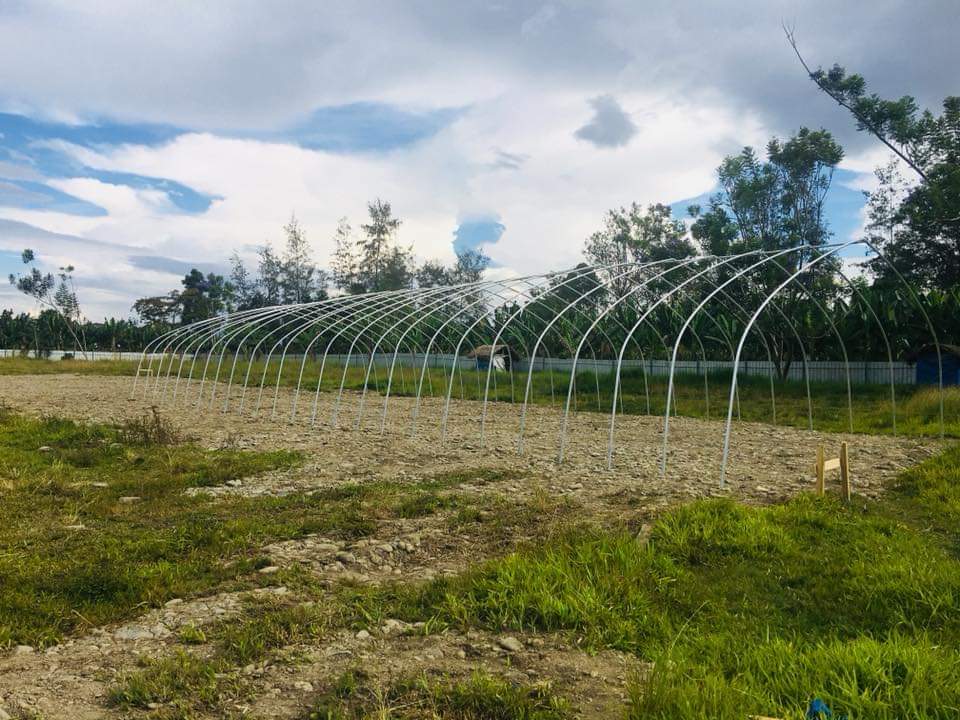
[237,354,918,385]
[2,349,920,385]
[518,357,917,385]
[0,349,162,361]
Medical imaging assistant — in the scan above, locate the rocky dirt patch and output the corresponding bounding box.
[241,625,641,720]
[0,587,289,720]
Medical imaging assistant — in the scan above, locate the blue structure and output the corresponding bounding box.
[913,344,960,386]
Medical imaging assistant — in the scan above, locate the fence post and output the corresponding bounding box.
[840,441,851,502]
[815,445,825,495]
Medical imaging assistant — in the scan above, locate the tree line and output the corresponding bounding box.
[3,199,492,355]
[128,199,492,327]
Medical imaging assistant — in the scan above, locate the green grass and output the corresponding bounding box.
[108,650,237,717]
[336,445,960,719]
[631,634,960,720]
[0,408,363,648]
[4,355,957,437]
[0,356,137,376]
[893,431,960,528]
[304,670,570,720]
[218,597,328,665]
[103,475,573,717]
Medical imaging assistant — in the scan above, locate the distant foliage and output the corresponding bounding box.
[125,201,493,333]
[8,248,88,356]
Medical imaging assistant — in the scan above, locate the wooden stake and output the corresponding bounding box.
[839,441,851,502]
[815,445,825,495]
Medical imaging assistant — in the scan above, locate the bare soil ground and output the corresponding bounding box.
[0,374,943,719]
[0,374,940,502]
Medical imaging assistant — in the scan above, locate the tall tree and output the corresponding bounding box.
[415,249,491,289]
[787,31,960,288]
[227,251,259,311]
[280,216,327,303]
[330,217,362,294]
[178,269,230,325]
[415,259,451,288]
[377,245,415,291]
[359,198,406,292]
[449,248,491,284]
[584,202,697,321]
[256,244,283,306]
[585,202,696,267]
[689,128,844,377]
[133,293,181,327]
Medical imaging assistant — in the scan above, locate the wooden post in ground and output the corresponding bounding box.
[839,441,851,503]
[815,445,825,495]
[813,443,851,501]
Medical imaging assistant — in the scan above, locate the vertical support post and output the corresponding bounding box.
[816,445,825,496]
[840,441,851,503]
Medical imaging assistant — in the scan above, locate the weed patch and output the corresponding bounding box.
[0,411,382,648]
[110,596,327,717]
[108,650,234,713]
[304,670,570,720]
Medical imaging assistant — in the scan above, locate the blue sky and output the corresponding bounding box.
[1,2,955,318]
[275,103,465,153]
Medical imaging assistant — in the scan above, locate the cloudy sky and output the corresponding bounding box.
[0,1,956,319]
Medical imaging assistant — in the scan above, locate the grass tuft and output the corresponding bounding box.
[305,670,570,720]
[108,650,233,711]
[110,597,328,717]
[116,405,184,446]
[218,597,327,665]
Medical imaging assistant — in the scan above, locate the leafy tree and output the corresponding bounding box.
[693,129,842,255]
[256,244,283,306]
[331,217,364,294]
[585,202,696,267]
[415,259,451,288]
[178,269,230,325]
[689,128,844,377]
[378,245,415,292]
[450,248,491,284]
[787,31,960,289]
[583,203,696,327]
[413,248,492,289]
[132,293,180,326]
[227,251,260,311]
